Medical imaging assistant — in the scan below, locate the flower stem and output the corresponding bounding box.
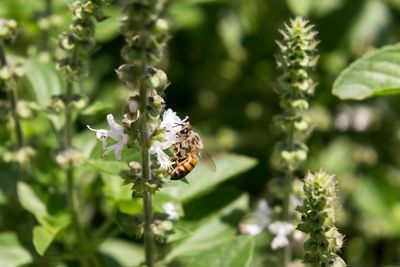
[138,80,156,267]
[64,80,100,267]
[0,40,25,179]
[0,41,23,149]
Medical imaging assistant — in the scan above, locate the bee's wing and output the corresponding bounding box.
[198,149,216,172]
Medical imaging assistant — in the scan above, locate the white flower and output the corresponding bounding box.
[87,114,129,161]
[268,221,295,250]
[162,202,180,220]
[239,224,264,236]
[149,109,186,169]
[239,200,272,236]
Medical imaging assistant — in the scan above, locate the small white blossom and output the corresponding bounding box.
[149,109,186,169]
[162,202,180,220]
[239,200,272,236]
[87,114,129,161]
[240,224,264,236]
[268,221,295,250]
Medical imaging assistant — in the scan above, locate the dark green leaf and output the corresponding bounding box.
[17,182,70,255]
[160,154,257,203]
[332,43,400,100]
[165,194,250,263]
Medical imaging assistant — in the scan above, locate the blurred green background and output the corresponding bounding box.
[2,0,400,266]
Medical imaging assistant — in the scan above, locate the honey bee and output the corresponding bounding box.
[170,122,216,180]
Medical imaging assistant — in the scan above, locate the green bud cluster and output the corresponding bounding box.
[274,17,319,172]
[0,19,18,43]
[0,19,22,92]
[118,0,171,133]
[117,0,171,194]
[56,0,110,82]
[121,161,168,198]
[296,171,346,267]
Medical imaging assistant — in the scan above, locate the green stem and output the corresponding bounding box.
[0,41,23,148]
[64,80,100,267]
[282,107,296,267]
[138,81,156,267]
[0,40,25,179]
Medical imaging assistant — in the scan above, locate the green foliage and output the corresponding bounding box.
[333,43,400,100]
[17,181,70,255]
[24,59,65,108]
[0,232,32,267]
[2,0,400,266]
[164,194,253,265]
[160,154,257,203]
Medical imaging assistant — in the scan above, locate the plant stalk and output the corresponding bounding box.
[282,105,296,267]
[0,41,23,149]
[138,79,156,267]
[64,80,100,267]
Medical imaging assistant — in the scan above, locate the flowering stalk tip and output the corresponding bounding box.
[296,170,346,267]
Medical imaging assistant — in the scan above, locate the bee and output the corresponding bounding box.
[170,122,216,180]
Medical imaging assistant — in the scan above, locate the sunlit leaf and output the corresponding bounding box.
[32,226,53,256]
[0,232,32,267]
[160,154,257,203]
[17,181,47,216]
[346,1,391,54]
[332,43,400,100]
[95,6,121,42]
[81,101,113,116]
[24,59,65,108]
[165,194,250,263]
[186,236,254,267]
[98,238,144,267]
[86,159,129,176]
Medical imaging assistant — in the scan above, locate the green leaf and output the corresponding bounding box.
[17,182,70,255]
[160,154,257,203]
[165,194,250,263]
[17,181,47,216]
[98,238,144,267]
[332,43,400,100]
[169,0,205,29]
[86,159,130,176]
[286,0,344,17]
[24,59,65,107]
[186,236,254,267]
[32,226,53,256]
[81,101,113,116]
[94,6,121,42]
[346,1,391,54]
[0,232,32,267]
[286,0,313,17]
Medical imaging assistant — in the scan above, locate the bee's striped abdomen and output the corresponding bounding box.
[170,153,198,180]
